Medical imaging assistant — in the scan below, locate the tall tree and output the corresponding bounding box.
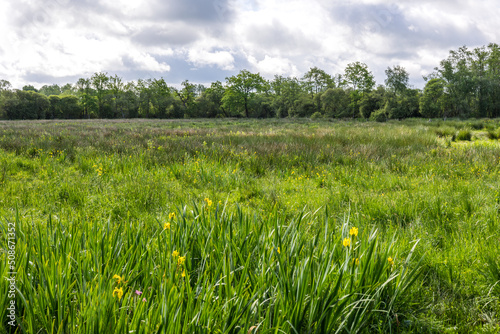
[302,67,334,97]
[91,72,110,117]
[344,62,376,118]
[223,70,266,117]
[420,78,446,118]
[137,79,153,118]
[385,65,409,95]
[108,74,124,118]
[203,81,227,117]
[39,84,62,96]
[344,62,375,93]
[76,78,97,118]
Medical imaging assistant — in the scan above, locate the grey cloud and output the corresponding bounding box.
[332,3,489,51]
[148,0,235,24]
[131,25,200,46]
[245,21,321,54]
[22,71,82,87]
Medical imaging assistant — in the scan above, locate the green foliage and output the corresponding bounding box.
[456,129,472,141]
[370,108,387,122]
[322,88,351,118]
[420,79,446,118]
[344,61,376,93]
[310,111,323,119]
[223,70,267,117]
[385,65,410,95]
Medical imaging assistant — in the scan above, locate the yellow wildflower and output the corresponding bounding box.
[177,256,186,266]
[164,222,171,230]
[169,212,175,220]
[342,238,351,247]
[354,258,360,265]
[349,227,358,237]
[277,247,280,254]
[113,274,123,284]
[181,270,186,278]
[113,287,123,300]
[388,257,394,265]
[172,250,179,258]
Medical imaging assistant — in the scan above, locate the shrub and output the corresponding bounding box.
[370,108,387,122]
[310,111,323,119]
[456,129,472,141]
[487,129,500,140]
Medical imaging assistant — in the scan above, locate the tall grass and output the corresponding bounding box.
[0,118,499,332]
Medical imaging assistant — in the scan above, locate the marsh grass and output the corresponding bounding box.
[0,118,499,333]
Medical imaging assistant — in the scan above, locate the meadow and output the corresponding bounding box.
[0,118,499,333]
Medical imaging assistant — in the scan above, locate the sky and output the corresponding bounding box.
[0,0,498,89]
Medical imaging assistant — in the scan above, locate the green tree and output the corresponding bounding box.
[76,78,97,118]
[0,80,12,119]
[344,62,375,93]
[269,76,304,117]
[344,62,375,118]
[302,67,333,96]
[39,84,62,96]
[420,78,446,118]
[203,81,227,117]
[359,86,387,119]
[150,78,176,118]
[22,85,38,92]
[385,65,409,95]
[91,72,111,117]
[4,91,49,119]
[321,88,351,118]
[175,80,197,117]
[59,95,83,119]
[108,74,125,118]
[137,79,153,118]
[223,70,266,117]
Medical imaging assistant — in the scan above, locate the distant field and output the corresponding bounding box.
[1,118,499,333]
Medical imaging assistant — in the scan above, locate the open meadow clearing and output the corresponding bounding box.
[1,118,500,333]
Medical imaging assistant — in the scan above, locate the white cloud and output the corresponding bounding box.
[187,49,235,70]
[0,0,498,88]
[248,55,300,78]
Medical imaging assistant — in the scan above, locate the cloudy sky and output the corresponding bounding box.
[0,0,498,89]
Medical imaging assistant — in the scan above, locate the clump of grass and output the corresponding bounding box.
[456,129,472,141]
[487,128,500,140]
[434,126,456,138]
[1,206,423,333]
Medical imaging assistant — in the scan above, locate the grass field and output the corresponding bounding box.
[0,118,500,333]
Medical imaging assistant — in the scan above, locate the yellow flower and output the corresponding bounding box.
[388,257,394,265]
[349,227,358,237]
[204,198,213,206]
[342,238,351,247]
[169,212,175,220]
[172,250,179,258]
[277,247,280,254]
[353,258,360,265]
[164,222,171,230]
[181,270,186,278]
[177,256,186,266]
[113,287,123,300]
[113,274,123,284]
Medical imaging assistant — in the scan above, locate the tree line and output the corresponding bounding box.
[1,44,499,121]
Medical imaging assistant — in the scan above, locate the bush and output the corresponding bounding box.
[310,111,323,119]
[369,108,387,122]
[487,129,500,140]
[434,126,456,138]
[456,129,472,141]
